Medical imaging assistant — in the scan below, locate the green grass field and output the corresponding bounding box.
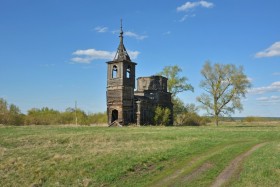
[0,123,280,187]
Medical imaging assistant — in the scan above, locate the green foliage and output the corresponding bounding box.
[60,109,107,125]
[88,112,107,124]
[25,107,61,125]
[25,107,107,125]
[0,98,107,126]
[0,98,24,125]
[0,98,9,124]
[59,108,76,125]
[60,108,88,125]
[172,98,206,126]
[197,61,251,126]
[158,65,194,97]
[172,97,186,115]
[175,112,209,126]
[8,104,24,125]
[154,106,171,126]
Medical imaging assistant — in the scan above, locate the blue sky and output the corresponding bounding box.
[1,0,280,117]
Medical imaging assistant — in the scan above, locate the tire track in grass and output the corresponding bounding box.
[211,142,267,187]
[151,142,243,187]
[181,162,213,183]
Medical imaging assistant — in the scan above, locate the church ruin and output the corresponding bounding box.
[106,23,173,126]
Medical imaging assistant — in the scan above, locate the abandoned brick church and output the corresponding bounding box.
[106,24,173,126]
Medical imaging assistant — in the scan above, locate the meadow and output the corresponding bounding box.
[0,123,280,187]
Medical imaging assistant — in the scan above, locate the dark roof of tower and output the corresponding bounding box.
[113,20,131,62]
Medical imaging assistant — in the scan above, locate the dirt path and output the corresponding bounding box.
[182,162,213,183]
[156,159,212,187]
[211,142,267,187]
[151,144,237,187]
[151,142,267,187]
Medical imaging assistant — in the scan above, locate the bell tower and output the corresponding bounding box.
[106,20,137,126]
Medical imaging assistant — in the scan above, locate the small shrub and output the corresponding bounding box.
[154,106,171,126]
[175,112,208,126]
[243,116,266,122]
[0,98,24,125]
[88,112,107,124]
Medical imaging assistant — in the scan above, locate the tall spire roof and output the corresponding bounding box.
[113,19,131,62]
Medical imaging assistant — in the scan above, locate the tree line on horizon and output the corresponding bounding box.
[0,98,107,126]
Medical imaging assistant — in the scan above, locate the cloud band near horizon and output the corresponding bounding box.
[71,48,140,64]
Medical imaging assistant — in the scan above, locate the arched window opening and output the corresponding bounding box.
[112,65,118,78]
[126,65,131,78]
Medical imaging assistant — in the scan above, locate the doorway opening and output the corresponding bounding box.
[111,109,118,122]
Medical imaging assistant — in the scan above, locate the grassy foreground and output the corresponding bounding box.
[0,123,280,187]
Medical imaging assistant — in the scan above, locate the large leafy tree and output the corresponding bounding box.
[197,62,251,126]
[158,65,194,97]
[158,65,194,123]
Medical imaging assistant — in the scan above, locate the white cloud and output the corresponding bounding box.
[73,49,115,60]
[94,26,108,33]
[256,96,280,103]
[98,28,148,40]
[249,81,280,94]
[71,57,93,64]
[177,2,197,12]
[71,48,140,64]
[179,14,196,22]
[127,50,140,59]
[124,31,147,40]
[177,1,214,12]
[199,0,214,8]
[177,1,213,22]
[255,41,280,58]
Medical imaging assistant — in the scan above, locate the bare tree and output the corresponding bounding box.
[197,61,251,126]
